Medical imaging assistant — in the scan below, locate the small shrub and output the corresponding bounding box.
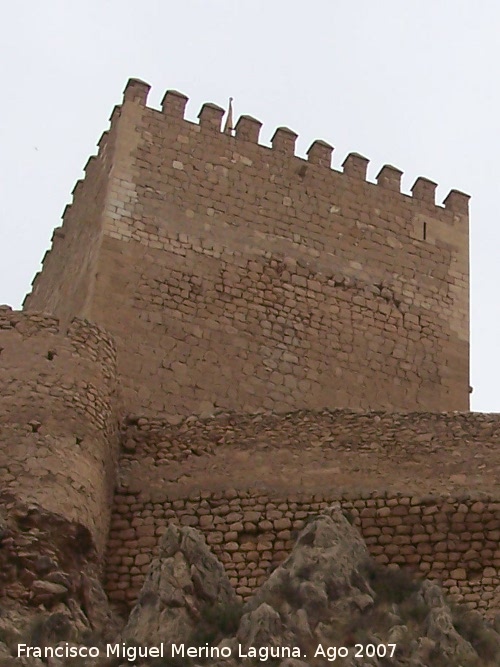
[342,510,355,525]
[427,644,483,667]
[294,562,315,580]
[297,525,316,546]
[399,596,430,624]
[189,600,243,648]
[200,600,242,636]
[28,614,48,646]
[278,572,303,607]
[452,606,500,663]
[345,606,391,640]
[361,560,419,604]
[80,629,102,647]
[349,567,372,595]
[138,590,159,606]
[324,576,350,602]
[0,628,19,652]
[189,622,217,647]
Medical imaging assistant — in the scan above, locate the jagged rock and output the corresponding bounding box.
[237,603,283,649]
[421,580,477,660]
[387,623,408,644]
[122,523,238,645]
[32,556,57,576]
[44,572,71,588]
[245,504,372,629]
[79,570,119,640]
[0,500,117,655]
[0,642,12,660]
[229,505,500,665]
[408,636,437,666]
[31,580,68,604]
[0,639,45,667]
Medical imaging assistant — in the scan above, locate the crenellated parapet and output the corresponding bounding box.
[117,77,468,211]
[23,112,119,320]
[0,307,118,555]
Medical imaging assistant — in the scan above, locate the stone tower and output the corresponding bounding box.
[24,78,469,417]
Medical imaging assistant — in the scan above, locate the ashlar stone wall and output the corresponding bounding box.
[24,123,118,325]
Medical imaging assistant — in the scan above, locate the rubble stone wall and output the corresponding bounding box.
[115,410,500,500]
[105,409,500,616]
[0,308,119,555]
[105,489,500,618]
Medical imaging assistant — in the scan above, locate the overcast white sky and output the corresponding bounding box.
[0,1,497,411]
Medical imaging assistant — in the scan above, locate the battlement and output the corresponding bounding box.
[118,78,469,212]
[24,78,470,418]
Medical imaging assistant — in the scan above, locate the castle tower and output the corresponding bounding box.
[24,78,470,417]
[0,308,118,556]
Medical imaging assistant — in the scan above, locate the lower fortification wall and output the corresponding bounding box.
[105,409,500,616]
[105,489,500,617]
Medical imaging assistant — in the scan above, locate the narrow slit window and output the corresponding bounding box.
[423,221,427,241]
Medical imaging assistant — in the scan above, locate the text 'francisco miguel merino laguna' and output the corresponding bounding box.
[18,643,303,662]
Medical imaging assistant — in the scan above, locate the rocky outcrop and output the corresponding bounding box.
[232,505,500,666]
[2,505,500,666]
[116,505,500,666]
[232,504,374,654]
[0,497,118,664]
[121,523,239,646]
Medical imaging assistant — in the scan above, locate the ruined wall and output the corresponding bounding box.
[105,409,500,615]
[115,409,500,499]
[0,307,119,555]
[25,79,470,417]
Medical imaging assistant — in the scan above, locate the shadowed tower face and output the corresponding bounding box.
[24,78,470,418]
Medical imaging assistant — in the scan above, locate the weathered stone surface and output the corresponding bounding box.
[421,580,477,660]
[0,500,118,654]
[122,524,237,645]
[220,508,500,666]
[237,603,283,649]
[25,79,469,423]
[245,505,372,628]
[4,81,500,663]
